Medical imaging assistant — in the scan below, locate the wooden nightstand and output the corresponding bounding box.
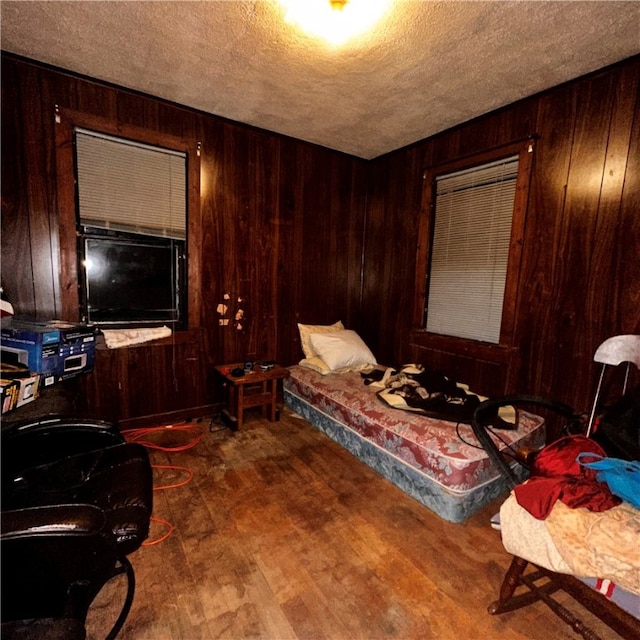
[214,363,289,430]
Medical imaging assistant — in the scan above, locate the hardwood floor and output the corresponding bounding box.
[86,408,622,639]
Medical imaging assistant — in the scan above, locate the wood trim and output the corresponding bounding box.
[423,136,538,175]
[54,108,80,320]
[54,107,202,329]
[500,138,535,345]
[409,330,521,394]
[187,142,202,329]
[117,403,223,430]
[412,171,432,328]
[57,107,193,152]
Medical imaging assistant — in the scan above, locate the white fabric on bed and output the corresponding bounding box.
[501,492,573,572]
[500,491,640,595]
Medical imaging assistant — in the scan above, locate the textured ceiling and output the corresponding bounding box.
[1,1,639,159]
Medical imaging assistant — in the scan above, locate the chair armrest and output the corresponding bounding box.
[1,417,125,481]
[1,504,107,539]
[2,416,123,441]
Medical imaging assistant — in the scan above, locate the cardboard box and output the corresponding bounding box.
[1,319,97,379]
[0,372,41,413]
[15,373,40,407]
[1,378,20,414]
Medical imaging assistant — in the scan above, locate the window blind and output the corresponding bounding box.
[425,155,518,344]
[75,128,186,239]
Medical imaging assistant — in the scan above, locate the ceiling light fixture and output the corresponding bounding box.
[278,0,392,46]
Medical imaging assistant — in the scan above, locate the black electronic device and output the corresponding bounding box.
[80,227,186,328]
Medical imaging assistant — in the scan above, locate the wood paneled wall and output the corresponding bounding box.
[1,54,366,423]
[363,56,640,413]
[2,53,638,424]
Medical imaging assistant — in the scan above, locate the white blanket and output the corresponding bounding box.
[500,491,640,595]
[101,326,172,349]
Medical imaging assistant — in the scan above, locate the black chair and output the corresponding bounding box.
[1,417,153,640]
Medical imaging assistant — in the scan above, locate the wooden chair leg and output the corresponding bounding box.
[489,556,620,640]
[489,556,528,614]
[488,556,559,615]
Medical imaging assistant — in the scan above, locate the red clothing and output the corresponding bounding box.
[514,435,621,519]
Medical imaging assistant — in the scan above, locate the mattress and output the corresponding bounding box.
[283,365,546,522]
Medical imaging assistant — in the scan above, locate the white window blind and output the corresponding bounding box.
[75,128,186,239]
[425,155,518,344]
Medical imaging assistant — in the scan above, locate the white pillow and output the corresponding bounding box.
[297,321,344,359]
[308,329,377,372]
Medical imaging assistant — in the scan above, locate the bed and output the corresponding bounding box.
[283,364,546,523]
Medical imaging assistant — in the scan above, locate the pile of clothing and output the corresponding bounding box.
[361,364,515,428]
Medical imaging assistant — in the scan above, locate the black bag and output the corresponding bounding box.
[592,385,640,461]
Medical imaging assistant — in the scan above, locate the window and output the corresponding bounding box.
[426,155,518,343]
[74,129,187,328]
[414,140,534,346]
[55,109,201,328]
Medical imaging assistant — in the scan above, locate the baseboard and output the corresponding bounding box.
[117,403,224,429]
